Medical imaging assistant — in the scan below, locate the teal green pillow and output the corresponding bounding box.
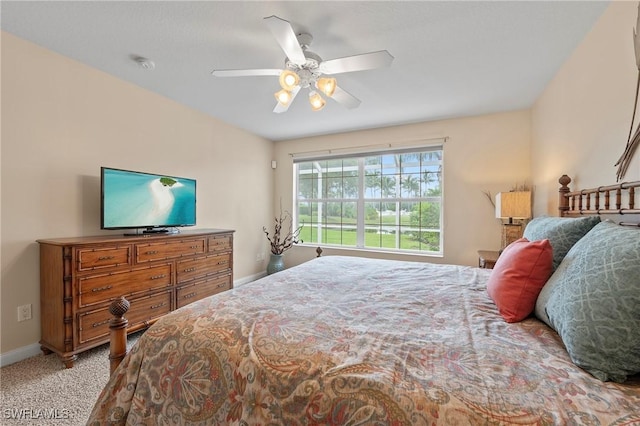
[523,216,600,270]
[543,221,640,382]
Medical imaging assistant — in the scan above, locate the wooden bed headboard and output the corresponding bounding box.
[558,174,640,225]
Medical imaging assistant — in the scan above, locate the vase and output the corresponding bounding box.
[267,253,285,275]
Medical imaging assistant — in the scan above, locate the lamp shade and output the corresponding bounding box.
[279,70,299,91]
[495,191,532,219]
[274,89,292,106]
[316,77,337,97]
[309,91,326,111]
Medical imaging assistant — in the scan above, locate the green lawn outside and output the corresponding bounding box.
[298,226,438,251]
[298,214,413,226]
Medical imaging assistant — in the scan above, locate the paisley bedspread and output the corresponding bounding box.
[88,256,640,425]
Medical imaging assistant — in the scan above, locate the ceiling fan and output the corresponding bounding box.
[211,16,394,113]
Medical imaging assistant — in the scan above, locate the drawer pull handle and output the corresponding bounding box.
[217,260,228,266]
[146,250,158,255]
[92,319,110,328]
[183,267,197,272]
[150,274,166,280]
[150,302,167,309]
[91,285,112,293]
[183,292,197,299]
[189,245,199,249]
[216,283,226,289]
[97,255,115,261]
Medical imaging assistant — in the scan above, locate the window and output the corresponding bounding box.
[294,146,443,254]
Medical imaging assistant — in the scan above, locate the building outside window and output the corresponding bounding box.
[294,145,443,255]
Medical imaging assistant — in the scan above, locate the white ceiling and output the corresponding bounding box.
[1,1,608,141]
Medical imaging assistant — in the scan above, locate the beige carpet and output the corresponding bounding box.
[0,333,141,426]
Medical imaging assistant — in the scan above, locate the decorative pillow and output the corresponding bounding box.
[533,274,555,327]
[523,216,600,270]
[543,221,640,382]
[486,238,553,323]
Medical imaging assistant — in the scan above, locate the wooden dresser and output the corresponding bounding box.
[37,229,234,367]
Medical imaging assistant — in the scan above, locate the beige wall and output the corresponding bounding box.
[1,32,274,355]
[274,110,532,268]
[532,2,640,215]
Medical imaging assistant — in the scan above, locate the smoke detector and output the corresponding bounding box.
[133,56,155,70]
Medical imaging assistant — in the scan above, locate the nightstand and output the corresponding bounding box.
[477,250,500,269]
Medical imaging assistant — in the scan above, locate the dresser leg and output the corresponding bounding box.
[40,346,52,355]
[61,354,77,368]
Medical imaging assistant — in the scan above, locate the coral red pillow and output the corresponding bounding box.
[486,238,553,323]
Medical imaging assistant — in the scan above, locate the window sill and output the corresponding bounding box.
[299,243,443,259]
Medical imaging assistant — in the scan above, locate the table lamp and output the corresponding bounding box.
[495,191,532,248]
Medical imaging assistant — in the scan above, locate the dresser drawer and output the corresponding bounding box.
[125,291,172,329]
[176,253,231,284]
[176,274,232,309]
[78,264,172,308]
[77,307,112,345]
[76,245,131,272]
[77,290,172,345]
[208,234,232,253]
[135,238,206,263]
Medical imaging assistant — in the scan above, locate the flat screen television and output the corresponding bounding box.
[101,167,196,233]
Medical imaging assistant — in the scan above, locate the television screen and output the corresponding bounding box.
[101,167,196,230]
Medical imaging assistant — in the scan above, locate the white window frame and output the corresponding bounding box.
[293,143,444,256]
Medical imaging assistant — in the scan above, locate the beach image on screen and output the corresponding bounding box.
[103,169,196,228]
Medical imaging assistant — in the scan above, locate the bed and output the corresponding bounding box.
[88,176,640,425]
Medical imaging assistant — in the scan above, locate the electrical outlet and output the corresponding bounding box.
[17,304,32,322]
[256,252,265,262]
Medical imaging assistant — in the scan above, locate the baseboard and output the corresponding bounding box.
[234,271,266,287]
[0,273,266,367]
[0,342,42,367]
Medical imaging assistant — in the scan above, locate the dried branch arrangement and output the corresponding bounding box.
[263,209,303,255]
[482,190,496,209]
[616,3,640,181]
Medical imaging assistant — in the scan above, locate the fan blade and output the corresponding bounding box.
[212,69,282,77]
[274,86,301,113]
[331,85,361,109]
[320,50,394,75]
[264,16,306,66]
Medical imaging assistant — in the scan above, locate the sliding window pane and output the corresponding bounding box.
[343,176,358,198]
[365,173,382,198]
[326,176,342,198]
[365,202,381,226]
[380,175,397,199]
[400,173,421,198]
[400,202,416,226]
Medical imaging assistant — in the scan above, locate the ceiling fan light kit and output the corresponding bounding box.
[211,15,393,113]
[274,63,336,110]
